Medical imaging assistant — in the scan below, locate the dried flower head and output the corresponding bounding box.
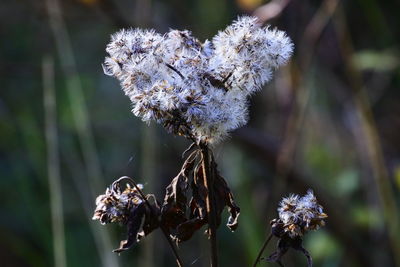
[258,190,327,267]
[277,190,327,238]
[93,178,144,225]
[103,16,293,144]
[92,177,160,253]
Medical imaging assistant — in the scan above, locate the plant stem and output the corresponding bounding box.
[161,227,184,267]
[200,143,219,267]
[253,233,273,267]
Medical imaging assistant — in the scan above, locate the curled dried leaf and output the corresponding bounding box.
[212,160,240,231]
[174,217,205,242]
[161,151,198,230]
[141,195,161,237]
[113,202,146,253]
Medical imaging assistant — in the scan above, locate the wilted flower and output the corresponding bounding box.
[92,177,160,253]
[103,16,293,143]
[93,178,144,225]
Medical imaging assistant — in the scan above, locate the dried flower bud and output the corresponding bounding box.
[103,16,293,143]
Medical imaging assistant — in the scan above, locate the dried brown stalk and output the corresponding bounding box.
[253,233,273,267]
[199,143,219,267]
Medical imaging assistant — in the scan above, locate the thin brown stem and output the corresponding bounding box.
[114,176,184,267]
[166,63,184,79]
[253,233,273,267]
[199,143,218,267]
[161,227,184,267]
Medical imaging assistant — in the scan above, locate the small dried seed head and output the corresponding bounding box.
[277,190,327,238]
[92,181,144,225]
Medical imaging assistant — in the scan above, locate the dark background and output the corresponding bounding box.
[1,0,400,266]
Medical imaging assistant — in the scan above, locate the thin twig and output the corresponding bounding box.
[166,63,185,79]
[161,227,184,267]
[298,246,313,267]
[199,143,218,267]
[253,233,273,267]
[115,176,184,267]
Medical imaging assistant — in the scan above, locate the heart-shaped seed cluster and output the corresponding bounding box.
[103,16,293,143]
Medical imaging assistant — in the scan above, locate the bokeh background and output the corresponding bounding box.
[1,0,400,266]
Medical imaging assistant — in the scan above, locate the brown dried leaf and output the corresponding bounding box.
[191,163,208,220]
[167,159,209,243]
[213,166,240,231]
[226,191,240,231]
[113,202,146,253]
[142,197,161,237]
[161,173,189,229]
[175,217,206,242]
[171,164,209,242]
[161,151,197,230]
[159,148,240,243]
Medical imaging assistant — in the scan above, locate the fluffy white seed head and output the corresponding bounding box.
[103,16,293,144]
[277,190,327,238]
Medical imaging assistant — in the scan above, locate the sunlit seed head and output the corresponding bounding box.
[103,16,293,144]
[277,190,327,238]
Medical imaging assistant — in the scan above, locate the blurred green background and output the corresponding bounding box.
[1,0,400,266]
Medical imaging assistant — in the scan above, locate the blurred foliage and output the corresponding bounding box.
[1,0,400,266]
